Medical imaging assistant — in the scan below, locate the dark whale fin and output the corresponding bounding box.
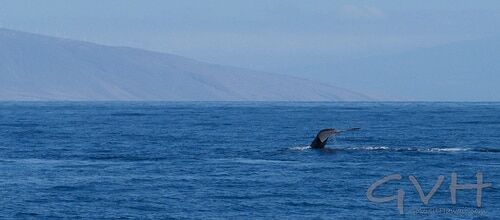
[310,128,360,149]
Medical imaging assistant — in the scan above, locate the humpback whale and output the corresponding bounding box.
[310,128,360,149]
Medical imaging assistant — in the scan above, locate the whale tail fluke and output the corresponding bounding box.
[310,128,360,149]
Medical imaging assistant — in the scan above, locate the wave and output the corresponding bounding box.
[288,146,500,153]
[288,146,312,151]
[344,146,473,152]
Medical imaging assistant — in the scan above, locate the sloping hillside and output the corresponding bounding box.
[0,28,368,101]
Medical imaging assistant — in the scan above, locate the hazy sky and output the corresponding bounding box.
[1,0,500,100]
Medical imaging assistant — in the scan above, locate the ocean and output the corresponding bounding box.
[0,102,499,219]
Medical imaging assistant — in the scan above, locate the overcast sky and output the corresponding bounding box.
[1,0,500,100]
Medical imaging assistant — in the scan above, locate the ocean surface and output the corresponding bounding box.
[0,102,499,219]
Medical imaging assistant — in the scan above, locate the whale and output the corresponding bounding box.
[310,128,360,149]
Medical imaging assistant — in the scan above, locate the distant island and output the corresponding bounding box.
[0,28,369,101]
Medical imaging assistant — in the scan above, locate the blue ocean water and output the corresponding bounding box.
[0,102,499,219]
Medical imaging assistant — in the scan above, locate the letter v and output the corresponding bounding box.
[409,175,445,205]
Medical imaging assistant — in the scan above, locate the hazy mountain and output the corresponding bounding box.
[0,28,368,101]
[306,37,500,101]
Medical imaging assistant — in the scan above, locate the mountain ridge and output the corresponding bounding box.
[0,28,369,101]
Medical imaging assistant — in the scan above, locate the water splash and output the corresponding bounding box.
[289,146,499,153]
[289,146,312,151]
